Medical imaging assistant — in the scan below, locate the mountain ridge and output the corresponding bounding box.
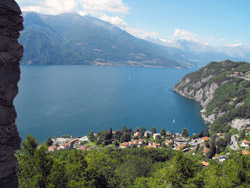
[20,12,192,68]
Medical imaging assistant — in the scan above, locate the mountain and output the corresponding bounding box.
[19,12,192,68]
[146,37,250,65]
[174,60,250,134]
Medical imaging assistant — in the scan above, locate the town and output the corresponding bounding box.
[46,125,250,167]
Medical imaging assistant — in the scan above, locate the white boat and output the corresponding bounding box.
[173,118,175,124]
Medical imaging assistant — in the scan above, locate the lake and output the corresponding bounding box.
[15,65,207,142]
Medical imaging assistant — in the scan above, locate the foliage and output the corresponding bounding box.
[182,128,189,137]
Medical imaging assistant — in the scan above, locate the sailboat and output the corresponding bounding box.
[173,118,175,124]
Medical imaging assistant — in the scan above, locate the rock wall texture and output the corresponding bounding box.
[0,0,23,187]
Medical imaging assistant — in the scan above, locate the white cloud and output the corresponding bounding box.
[173,29,197,40]
[125,27,158,39]
[101,14,126,26]
[21,0,78,15]
[78,0,130,15]
[18,0,129,16]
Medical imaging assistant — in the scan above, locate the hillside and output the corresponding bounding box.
[19,12,191,68]
[174,60,250,134]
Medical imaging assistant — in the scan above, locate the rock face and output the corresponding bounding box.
[0,0,23,187]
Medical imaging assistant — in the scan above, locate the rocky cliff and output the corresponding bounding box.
[0,0,23,187]
[174,60,250,133]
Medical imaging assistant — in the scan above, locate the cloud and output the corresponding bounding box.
[101,14,126,26]
[78,0,130,15]
[125,27,159,39]
[20,0,78,15]
[173,29,197,40]
[17,0,129,16]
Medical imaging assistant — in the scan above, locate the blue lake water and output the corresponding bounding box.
[15,65,207,142]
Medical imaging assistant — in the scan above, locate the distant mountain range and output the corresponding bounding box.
[20,12,250,68]
[146,37,250,65]
[20,12,193,68]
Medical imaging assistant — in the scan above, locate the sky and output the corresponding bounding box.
[16,0,250,46]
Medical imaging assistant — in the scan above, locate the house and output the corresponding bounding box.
[48,145,57,152]
[242,150,250,155]
[134,132,142,138]
[201,137,210,142]
[135,142,143,148]
[219,155,227,162]
[246,127,250,132]
[60,143,70,150]
[145,145,153,149]
[138,139,144,144]
[201,161,209,167]
[203,147,210,155]
[144,131,153,137]
[165,139,173,146]
[241,140,250,148]
[120,142,129,149]
[79,145,88,151]
[153,143,161,148]
[153,133,161,140]
[166,131,172,137]
[128,141,135,148]
[175,144,187,151]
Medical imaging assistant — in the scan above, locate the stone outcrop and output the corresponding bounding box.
[0,0,23,187]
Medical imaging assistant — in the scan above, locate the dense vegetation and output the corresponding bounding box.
[17,135,250,188]
[174,60,250,135]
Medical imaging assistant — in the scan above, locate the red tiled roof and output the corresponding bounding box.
[201,161,209,167]
[243,139,250,144]
[62,143,69,146]
[242,150,250,155]
[120,142,129,147]
[202,137,210,141]
[49,145,57,149]
[176,144,187,150]
[203,147,210,154]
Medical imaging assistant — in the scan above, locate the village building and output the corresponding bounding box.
[144,131,153,137]
[48,145,57,152]
[153,133,161,140]
[120,142,129,149]
[242,150,250,155]
[201,136,210,142]
[134,132,142,138]
[219,155,227,162]
[201,161,209,167]
[60,143,70,150]
[79,145,88,151]
[240,140,250,148]
[203,147,210,155]
[165,139,173,146]
[175,144,187,151]
[153,142,161,149]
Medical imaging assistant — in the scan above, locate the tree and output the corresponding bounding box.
[135,127,140,132]
[198,130,204,138]
[205,127,209,137]
[46,137,53,147]
[151,126,156,134]
[160,128,166,136]
[22,135,38,156]
[155,135,162,143]
[122,126,129,134]
[120,133,131,143]
[139,127,146,136]
[181,128,189,138]
[88,130,96,142]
